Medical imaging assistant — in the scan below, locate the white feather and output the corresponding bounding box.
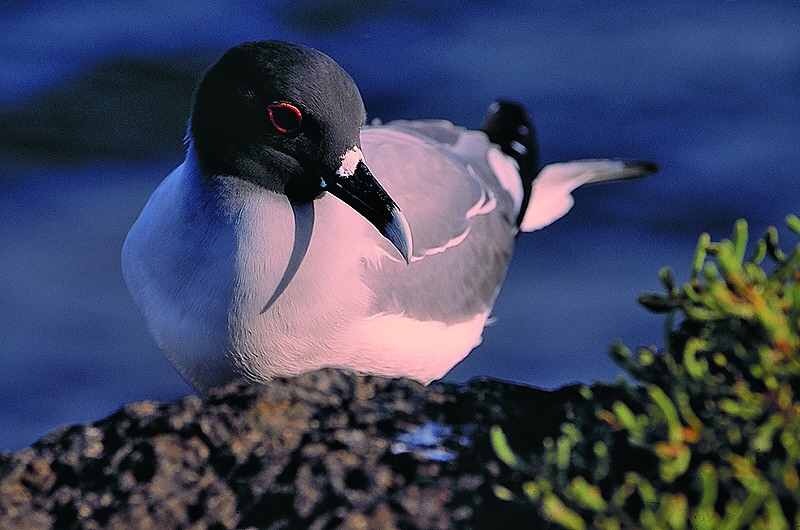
[520,159,641,232]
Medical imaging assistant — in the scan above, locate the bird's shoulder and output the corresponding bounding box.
[361,121,520,256]
[353,121,520,323]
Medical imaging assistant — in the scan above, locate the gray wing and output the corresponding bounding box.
[360,121,521,323]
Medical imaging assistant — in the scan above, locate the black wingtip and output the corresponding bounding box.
[625,160,660,176]
[480,100,539,226]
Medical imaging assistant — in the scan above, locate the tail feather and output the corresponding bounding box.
[519,159,658,232]
[481,100,658,232]
[480,101,539,226]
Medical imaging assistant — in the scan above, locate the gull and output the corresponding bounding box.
[122,41,657,392]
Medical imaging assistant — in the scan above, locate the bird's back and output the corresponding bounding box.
[359,121,523,323]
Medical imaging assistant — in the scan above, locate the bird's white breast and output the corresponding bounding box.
[124,149,414,390]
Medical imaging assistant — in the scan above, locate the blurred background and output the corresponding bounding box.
[1,1,798,451]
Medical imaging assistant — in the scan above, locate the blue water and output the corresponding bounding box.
[1,1,799,451]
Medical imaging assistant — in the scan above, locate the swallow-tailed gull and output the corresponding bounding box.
[122,40,657,392]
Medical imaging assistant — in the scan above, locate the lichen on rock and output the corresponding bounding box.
[1,368,589,528]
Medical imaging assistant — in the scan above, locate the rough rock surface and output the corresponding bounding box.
[0,369,589,529]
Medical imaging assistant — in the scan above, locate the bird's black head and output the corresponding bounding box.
[189,40,367,202]
[187,40,412,262]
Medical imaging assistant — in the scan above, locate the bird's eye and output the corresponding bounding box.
[267,103,303,133]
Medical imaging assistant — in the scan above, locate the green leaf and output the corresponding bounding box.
[542,493,587,530]
[490,425,518,468]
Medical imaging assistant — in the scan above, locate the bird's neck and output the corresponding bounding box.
[183,143,205,183]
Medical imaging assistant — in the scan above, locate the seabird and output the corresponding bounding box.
[122,40,657,392]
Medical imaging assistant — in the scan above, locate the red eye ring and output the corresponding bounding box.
[267,102,303,133]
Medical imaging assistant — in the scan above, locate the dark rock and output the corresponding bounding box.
[0,369,589,528]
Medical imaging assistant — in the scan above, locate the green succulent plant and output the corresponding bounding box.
[492,215,800,529]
